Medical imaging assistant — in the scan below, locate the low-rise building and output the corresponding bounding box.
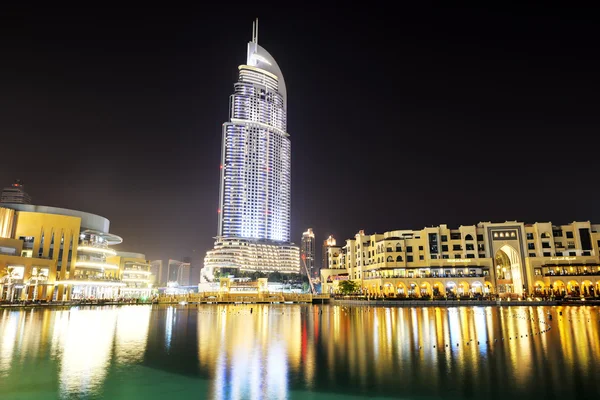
[0,204,145,301]
[108,252,153,299]
[321,221,600,299]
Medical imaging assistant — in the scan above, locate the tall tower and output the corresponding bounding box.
[300,228,315,276]
[217,18,290,241]
[203,19,299,281]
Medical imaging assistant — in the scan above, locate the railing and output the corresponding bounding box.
[71,276,122,283]
[158,291,314,304]
[76,255,105,262]
[364,274,486,280]
[544,271,600,277]
[79,240,109,249]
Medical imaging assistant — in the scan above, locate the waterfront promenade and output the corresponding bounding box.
[2,295,597,308]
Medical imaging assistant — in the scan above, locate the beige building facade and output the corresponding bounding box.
[321,221,600,299]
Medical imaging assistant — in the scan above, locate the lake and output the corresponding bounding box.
[0,304,599,399]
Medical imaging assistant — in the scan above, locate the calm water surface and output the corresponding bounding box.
[0,304,599,399]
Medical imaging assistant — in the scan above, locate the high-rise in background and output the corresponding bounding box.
[203,20,299,281]
[1,179,31,205]
[167,258,191,286]
[150,260,164,286]
[301,228,315,277]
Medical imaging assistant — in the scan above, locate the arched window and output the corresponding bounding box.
[541,232,550,238]
[387,256,393,262]
[396,255,403,262]
[465,234,474,241]
[377,257,381,263]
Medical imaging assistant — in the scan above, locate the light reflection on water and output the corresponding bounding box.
[0,304,599,399]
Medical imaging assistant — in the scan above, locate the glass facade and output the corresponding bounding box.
[218,47,291,242]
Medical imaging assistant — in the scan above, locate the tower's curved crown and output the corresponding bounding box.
[246,19,287,108]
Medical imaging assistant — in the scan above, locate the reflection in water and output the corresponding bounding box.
[0,311,18,377]
[0,306,150,398]
[0,304,599,399]
[197,305,297,399]
[53,308,118,395]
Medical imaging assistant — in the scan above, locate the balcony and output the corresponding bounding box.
[122,277,151,283]
[123,269,152,275]
[77,245,117,256]
[544,271,600,277]
[74,260,119,270]
[56,277,126,287]
[79,240,109,249]
[364,273,486,280]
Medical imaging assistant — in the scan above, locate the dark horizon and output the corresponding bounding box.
[1,4,598,265]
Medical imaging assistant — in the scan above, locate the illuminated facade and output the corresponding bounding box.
[108,252,153,298]
[204,238,300,281]
[321,221,600,299]
[204,19,299,280]
[321,235,336,273]
[150,259,165,286]
[0,204,134,301]
[167,259,191,286]
[300,228,315,276]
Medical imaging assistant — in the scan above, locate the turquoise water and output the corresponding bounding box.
[0,304,599,399]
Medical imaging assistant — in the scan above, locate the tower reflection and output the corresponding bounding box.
[197,304,303,399]
[0,304,599,399]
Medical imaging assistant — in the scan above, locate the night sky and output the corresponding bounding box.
[1,4,598,269]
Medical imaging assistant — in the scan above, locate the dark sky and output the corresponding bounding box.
[1,3,598,266]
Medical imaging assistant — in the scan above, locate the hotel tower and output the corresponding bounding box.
[203,20,300,281]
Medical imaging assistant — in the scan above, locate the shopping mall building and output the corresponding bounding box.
[321,221,600,299]
[0,204,152,301]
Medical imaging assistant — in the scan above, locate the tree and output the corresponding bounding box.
[268,271,283,283]
[338,280,359,295]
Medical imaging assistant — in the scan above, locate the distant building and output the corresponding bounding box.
[150,260,164,286]
[321,235,337,273]
[167,259,191,286]
[300,228,316,277]
[108,251,152,299]
[183,256,194,285]
[1,180,31,204]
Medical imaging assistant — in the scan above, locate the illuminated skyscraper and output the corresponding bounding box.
[203,19,299,281]
[301,228,315,276]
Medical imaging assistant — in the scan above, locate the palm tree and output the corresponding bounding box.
[0,266,7,300]
[0,266,15,302]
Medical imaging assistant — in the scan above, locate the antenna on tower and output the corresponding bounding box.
[252,18,259,43]
[255,18,258,44]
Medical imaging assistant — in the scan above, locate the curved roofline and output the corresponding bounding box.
[81,229,123,245]
[246,42,287,109]
[2,203,111,233]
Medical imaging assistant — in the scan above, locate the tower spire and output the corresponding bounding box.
[252,18,259,44]
[255,18,258,44]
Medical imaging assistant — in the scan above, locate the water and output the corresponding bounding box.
[0,304,599,399]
